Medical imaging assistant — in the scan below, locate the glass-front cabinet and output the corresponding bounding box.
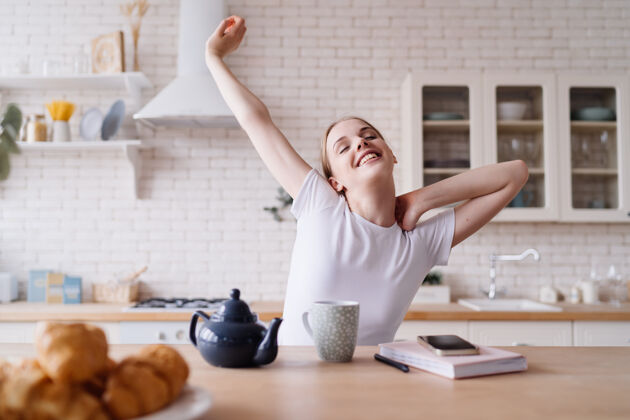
[401,71,629,223]
[557,74,630,222]
[400,72,484,218]
[482,73,559,221]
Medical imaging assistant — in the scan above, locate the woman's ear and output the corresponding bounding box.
[328,177,345,193]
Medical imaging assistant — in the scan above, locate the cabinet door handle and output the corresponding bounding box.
[512,342,531,346]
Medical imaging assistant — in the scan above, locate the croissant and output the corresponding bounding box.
[0,358,109,420]
[35,322,109,384]
[103,345,189,420]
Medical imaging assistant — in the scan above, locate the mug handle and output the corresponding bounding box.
[189,310,210,347]
[302,311,313,338]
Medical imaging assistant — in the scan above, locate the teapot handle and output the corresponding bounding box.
[189,310,210,347]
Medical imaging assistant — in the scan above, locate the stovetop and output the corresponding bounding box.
[124,297,227,312]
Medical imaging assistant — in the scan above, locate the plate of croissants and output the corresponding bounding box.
[0,322,212,420]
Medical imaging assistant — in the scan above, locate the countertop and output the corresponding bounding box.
[1,301,630,322]
[1,344,628,419]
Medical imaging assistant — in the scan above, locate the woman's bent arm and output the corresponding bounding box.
[396,160,528,247]
[206,16,311,198]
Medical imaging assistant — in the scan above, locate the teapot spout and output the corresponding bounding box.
[253,317,283,366]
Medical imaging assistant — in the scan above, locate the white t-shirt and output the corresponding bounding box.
[278,168,455,346]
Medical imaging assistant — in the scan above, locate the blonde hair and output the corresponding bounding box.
[320,116,387,181]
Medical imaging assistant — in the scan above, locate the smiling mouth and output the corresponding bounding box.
[358,153,381,167]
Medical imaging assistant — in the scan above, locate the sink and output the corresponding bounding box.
[458,298,562,312]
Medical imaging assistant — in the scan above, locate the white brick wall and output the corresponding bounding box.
[1,0,629,302]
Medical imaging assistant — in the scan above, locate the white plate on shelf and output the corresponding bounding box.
[132,385,212,420]
[79,107,103,141]
[101,99,125,140]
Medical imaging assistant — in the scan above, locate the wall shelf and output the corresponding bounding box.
[0,72,152,110]
[18,140,143,198]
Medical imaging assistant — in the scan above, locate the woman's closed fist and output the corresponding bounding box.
[206,15,247,61]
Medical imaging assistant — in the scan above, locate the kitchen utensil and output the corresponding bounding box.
[132,385,212,420]
[121,265,148,283]
[79,107,103,141]
[422,112,464,120]
[189,288,283,368]
[302,300,359,363]
[497,101,527,120]
[52,120,71,142]
[101,99,125,140]
[571,107,616,121]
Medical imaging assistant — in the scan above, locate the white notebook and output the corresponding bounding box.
[378,341,527,379]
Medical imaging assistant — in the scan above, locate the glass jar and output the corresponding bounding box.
[25,114,47,142]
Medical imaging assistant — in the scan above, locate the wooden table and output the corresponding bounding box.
[1,344,629,419]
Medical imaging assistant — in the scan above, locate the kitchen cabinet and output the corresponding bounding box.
[573,321,630,346]
[482,72,559,221]
[400,71,484,220]
[401,71,630,222]
[557,73,630,222]
[120,321,191,345]
[468,321,572,346]
[0,321,120,344]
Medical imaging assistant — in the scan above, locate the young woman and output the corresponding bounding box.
[206,16,528,345]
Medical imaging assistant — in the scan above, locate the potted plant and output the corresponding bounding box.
[0,103,22,181]
[414,270,451,303]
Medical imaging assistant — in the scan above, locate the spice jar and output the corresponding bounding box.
[25,114,47,142]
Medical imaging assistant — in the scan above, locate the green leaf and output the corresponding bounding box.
[0,130,21,154]
[0,149,10,181]
[1,104,22,133]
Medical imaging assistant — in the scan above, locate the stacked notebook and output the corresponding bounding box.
[378,341,527,379]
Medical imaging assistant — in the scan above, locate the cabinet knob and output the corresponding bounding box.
[157,332,167,341]
[176,330,185,341]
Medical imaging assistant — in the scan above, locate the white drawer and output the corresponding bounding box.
[0,322,36,343]
[120,321,190,344]
[395,321,468,341]
[468,321,572,346]
[573,321,630,346]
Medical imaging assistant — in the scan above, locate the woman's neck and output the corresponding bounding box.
[345,176,397,227]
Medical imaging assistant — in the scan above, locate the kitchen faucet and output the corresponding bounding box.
[481,248,540,300]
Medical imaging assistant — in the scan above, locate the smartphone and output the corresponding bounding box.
[417,335,480,356]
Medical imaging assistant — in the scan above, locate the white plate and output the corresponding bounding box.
[132,385,212,420]
[101,99,125,140]
[79,107,103,141]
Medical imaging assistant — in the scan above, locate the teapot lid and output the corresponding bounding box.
[211,289,257,323]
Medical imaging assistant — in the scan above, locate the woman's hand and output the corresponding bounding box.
[205,15,247,62]
[395,191,425,231]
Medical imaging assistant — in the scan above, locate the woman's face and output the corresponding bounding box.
[325,119,397,193]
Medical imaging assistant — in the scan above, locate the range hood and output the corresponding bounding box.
[133,0,239,129]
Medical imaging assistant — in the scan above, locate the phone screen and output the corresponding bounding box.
[419,335,476,350]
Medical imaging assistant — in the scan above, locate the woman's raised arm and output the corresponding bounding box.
[205,16,311,198]
[395,160,529,246]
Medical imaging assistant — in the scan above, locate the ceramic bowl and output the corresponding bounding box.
[571,107,616,121]
[497,102,527,120]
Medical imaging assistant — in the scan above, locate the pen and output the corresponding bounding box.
[374,353,409,373]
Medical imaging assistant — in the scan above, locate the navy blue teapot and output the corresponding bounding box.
[189,288,282,368]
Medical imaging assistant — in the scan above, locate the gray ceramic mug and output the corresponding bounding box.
[302,301,359,362]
